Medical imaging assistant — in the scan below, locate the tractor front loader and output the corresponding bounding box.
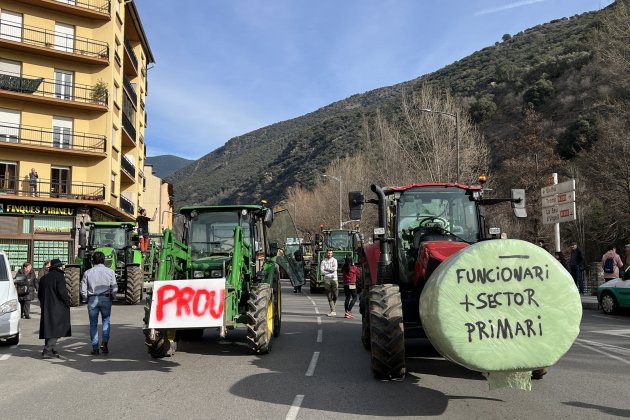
[142,204,304,358]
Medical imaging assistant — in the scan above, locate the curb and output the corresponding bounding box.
[581,296,599,311]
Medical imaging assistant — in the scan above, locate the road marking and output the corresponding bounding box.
[314,307,319,314]
[305,351,320,377]
[285,394,304,420]
[317,329,323,343]
[310,300,316,306]
[592,329,630,337]
[575,339,630,365]
[0,354,10,361]
[317,316,321,325]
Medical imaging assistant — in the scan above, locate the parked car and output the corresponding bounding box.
[597,267,630,315]
[0,251,20,345]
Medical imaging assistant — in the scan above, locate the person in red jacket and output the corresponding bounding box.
[342,255,360,319]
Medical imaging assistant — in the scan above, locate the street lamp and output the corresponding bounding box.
[322,174,342,229]
[420,108,461,183]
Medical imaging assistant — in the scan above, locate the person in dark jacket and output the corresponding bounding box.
[342,255,360,319]
[38,259,51,283]
[14,262,37,319]
[569,242,585,294]
[38,259,71,359]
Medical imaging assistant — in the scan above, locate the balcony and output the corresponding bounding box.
[119,194,135,215]
[0,72,107,111]
[124,36,138,75]
[14,0,111,20]
[121,155,136,181]
[0,177,105,200]
[123,75,137,105]
[121,112,136,144]
[0,20,109,65]
[0,123,106,155]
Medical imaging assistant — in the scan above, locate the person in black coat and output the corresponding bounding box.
[14,262,38,319]
[38,259,71,358]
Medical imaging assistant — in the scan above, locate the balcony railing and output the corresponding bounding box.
[140,98,145,110]
[0,20,109,60]
[122,112,136,140]
[119,194,135,214]
[123,75,137,104]
[121,155,136,178]
[0,177,105,200]
[124,36,138,70]
[0,123,106,152]
[0,72,108,106]
[50,0,110,14]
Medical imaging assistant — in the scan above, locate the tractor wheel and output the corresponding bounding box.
[360,293,371,350]
[64,266,81,307]
[146,332,177,358]
[369,284,406,380]
[273,272,282,337]
[246,283,273,354]
[532,368,548,380]
[125,265,143,305]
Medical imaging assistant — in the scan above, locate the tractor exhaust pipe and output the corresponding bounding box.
[371,184,393,284]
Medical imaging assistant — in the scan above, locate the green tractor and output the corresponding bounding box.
[142,204,304,358]
[64,222,144,307]
[307,229,363,293]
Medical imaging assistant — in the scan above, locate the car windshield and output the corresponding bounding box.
[189,211,250,258]
[90,227,127,249]
[326,231,352,249]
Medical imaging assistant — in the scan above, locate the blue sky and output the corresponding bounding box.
[136,0,614,160]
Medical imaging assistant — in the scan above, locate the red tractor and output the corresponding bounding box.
[349,181,526,379]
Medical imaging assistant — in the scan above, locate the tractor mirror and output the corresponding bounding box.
[264,209,274,228]
[269,242,279,257]
[511,189,527,218]
[348,191,364,220]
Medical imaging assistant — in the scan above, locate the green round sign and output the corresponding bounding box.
[419,239,582,372]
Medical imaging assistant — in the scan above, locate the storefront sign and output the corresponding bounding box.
[0,203,76,216]
[34,226,72,234]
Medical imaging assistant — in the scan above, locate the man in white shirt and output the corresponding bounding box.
[320,249,338,316]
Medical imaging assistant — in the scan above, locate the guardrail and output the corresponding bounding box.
[121,155,136,178]
[0,123,106,152]
[119,194,135,214]
[124,36,138,70]
[0,177,105,199]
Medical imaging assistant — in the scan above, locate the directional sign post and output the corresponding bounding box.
[541,174,577,252]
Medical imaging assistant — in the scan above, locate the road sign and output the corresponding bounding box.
[541,191,576,208]
[542,202,576,225]
[541,179,576,197]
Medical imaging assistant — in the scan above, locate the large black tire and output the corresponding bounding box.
[360,293,371,350]
[246,283,273,354]
[369,284,406,380]
[273,272,282,338]
[146,331,177,358]
[125,265,143,305]
[64,266,81,307]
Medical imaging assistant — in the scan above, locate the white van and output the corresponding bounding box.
[0,251,20,345]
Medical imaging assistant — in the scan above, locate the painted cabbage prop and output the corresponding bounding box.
[419,239,582,390]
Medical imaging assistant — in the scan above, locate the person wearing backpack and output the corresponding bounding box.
[601,245,623,282]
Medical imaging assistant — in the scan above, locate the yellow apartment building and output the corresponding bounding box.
[0,0,154,271]
[142,163,172,234]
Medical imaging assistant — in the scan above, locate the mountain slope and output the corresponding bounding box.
[169,9,604,209]
[146,155,193,178]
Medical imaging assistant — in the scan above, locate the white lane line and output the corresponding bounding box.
[305,351,320,377]
[592,329,630,337]
[310,300,316,306]
[576,338,630,356]
[0,354,11,361]
[575,341,630,366]
[317,329,323,343]
[317,316,321,325]
[314,307,319,314]
[285,394,305,420]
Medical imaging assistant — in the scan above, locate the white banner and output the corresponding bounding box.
[541,191,576,208]
[542,202,576,225]
[148,278,226,329]
[540,179,575,197]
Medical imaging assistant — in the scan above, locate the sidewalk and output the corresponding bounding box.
[581,294,599,310]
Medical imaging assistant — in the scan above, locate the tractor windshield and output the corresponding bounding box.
[90,227,127,249]
[189,211,250,259]
[326,231,353,250]
[396,187,479,283]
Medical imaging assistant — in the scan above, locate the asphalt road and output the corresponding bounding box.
[1,282,629,420]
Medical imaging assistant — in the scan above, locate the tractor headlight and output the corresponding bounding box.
[193,270,205,278]
[210,269,223,278]
[0,299,19,315]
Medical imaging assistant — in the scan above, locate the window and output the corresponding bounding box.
[0,58,21,77]
[111,172,116,195]
[50,166,71,197]
[114,38,122,66]
[0,108,20,143]
[54,69,73,100]
[113,83,119,106]
[122,93,136,123]
[52,116,73,148]
[112,126,118,149]
[115,0,121,16]
[54,22,75,52]
[0,161,18,191]
[0,10,23,42]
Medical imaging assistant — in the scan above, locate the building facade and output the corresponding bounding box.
[0,0,154,271]
[142,163,172,234]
